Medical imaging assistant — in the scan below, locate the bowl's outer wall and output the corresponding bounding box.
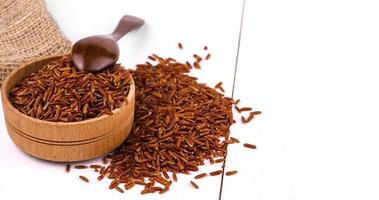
[1,56,136,162]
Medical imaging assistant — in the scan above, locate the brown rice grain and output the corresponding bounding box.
[115,186,124,193]
[243,143,257,149]
[209,170,223,176]
[74,165,88,169]
[135,180,147,186]
[172,172,178,182]
[155,176,169,186]
[97,175,104,181]
[159,187,169,194]
[185,61,192,68]
[251,111,262,115]
[165,180,173,188]
[194,173,207,179]
[79,175,89,183]
[163,170,170,179]
[205,53,211,60]
[190,181,199,189]
[89,165,102,169]
[239,107,252,112]
[223,139,235,144]
[193,54,201,60]
[246,113,255,123]
[215,81,223,88]
[225,170,238,176]
[109,180,119,189]
[230,137,240,143]
[209,157,215,164]
[65,163,71,173]
[141,189,150,195]
[193,62,201,69]
[148,55,156,61]
[124,181,136,190]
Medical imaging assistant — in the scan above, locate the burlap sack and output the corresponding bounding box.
[0,0,71,84]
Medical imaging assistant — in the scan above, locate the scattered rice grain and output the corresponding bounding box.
[209,170,223,176]
[243,143,257,149]
[205,53,211,60]
[65,163,71,173]
[74,165,88,169]
[194,173,207,179]
[225,170,238,176]
[190,181,199,189]
[79,175,89,183]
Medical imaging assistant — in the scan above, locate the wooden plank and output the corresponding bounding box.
[221,0,379,200]
[0,0,243,200]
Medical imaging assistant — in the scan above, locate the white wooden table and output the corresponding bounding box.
[1,0,379,199]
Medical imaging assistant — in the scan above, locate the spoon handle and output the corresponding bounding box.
[110,15,145,41]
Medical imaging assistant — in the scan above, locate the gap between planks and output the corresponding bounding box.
[218,0,246,199]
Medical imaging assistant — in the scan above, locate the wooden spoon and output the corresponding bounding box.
[72,15,144,72]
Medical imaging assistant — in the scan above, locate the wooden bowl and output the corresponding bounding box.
[1,55,135,162]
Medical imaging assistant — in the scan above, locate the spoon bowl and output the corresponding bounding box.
[72,15,144,72]
[72,35,119,72]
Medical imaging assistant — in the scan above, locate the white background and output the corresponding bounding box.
[1,0,379,200]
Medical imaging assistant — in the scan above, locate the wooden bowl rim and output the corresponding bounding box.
[1,55,135,126]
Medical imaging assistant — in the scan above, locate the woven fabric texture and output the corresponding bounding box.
[0,0,71,84]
